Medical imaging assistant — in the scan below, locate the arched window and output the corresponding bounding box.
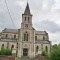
[1,44,4,49]
[11,44,14,50]
[14,35,16,39]
[45,46,48,52]
[35,36,37,40]
[43,36,45,40]
[6,34,8,38]
[25,17,26,21]
[36,46,39,52]
[7,42,9,48]
[24,32,28,41]
[28,17,29,22]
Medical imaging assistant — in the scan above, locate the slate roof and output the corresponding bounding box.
[24,3,31,14]
[35,40,50,44]
[2,28,18,33]
[36,31,47,35]
[0,39,17,42]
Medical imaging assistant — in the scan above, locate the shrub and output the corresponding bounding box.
[42,51,46,56]
[42,51,49,59]
[49,45,60,60]
[0,48,12,55]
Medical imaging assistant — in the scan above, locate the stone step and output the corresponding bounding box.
[20,55,47,60]
[20,56,37,60]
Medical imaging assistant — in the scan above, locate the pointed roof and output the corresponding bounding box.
[24,3,31,14]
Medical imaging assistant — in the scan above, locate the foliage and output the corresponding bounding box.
[42,51,48,57]
[0,48,12,55]
[42,51,46,56]
[49,44,60,60]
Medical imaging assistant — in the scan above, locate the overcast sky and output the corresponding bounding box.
[0,0,60,45]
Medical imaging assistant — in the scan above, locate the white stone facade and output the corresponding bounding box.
[0,3,51,58]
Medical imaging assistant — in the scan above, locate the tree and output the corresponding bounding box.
[50,45,60,60]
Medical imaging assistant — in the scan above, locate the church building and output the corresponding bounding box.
[0,3,51,58]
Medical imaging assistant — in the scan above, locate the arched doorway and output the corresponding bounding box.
[23,48,28,56]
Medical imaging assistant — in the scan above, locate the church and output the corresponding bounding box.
[0,3,51,58]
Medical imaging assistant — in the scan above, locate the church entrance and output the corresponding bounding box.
[23,48,28,56]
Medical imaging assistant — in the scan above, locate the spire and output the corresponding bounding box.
[24,3,31,14]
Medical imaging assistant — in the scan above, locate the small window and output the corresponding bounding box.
[14,35,16,39]
[1,44,4,49]
[25,17,26,21]
[45,46,48,52]
[36,46,39,52]
[11,44,14,50]
[28,17,29,22]
[35,36,37,40]
[6,34,8,38]
[7,42,9,48]
[43,36,45,40]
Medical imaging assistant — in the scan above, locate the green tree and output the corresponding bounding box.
[50,45,60,60]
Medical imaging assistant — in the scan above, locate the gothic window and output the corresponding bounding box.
[28,17,29,22]
[7,42,9,49]
[43,36,45,40]
[14,35,16,39]
[45,46,48,52]
[25,17,26,21]
[6,34,8,38]
[11,44,14,50]
[35,36,37,40]
[36,46,39,52]
[24,32,28,41]
[24,34,26,41]
[1,44,4,49]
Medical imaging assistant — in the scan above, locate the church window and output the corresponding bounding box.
[1,44,4,49]
[36,46,39,52]
[6,34,8,38]
[24,34,26,41]
[43,36,45,40]
[11,44,14,50]
[7,42,9,49]
[35,36,37,40]
[28,17,29,22]
[24,32,28,41]
[45,46,48,52]
[14,35,16,39]
[25,17,26,21]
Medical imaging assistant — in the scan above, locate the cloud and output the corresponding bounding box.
[49,32,60,45]
[34,20,60,33]
[0,0,60,44]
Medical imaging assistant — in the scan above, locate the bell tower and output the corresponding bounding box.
[18,3,35,58]
[21,3,32,29]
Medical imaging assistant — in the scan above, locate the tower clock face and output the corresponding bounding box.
[25,24,28,28]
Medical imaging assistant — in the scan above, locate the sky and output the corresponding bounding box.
[0,0,60,45]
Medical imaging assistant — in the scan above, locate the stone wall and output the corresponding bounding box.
[0,55,15,60]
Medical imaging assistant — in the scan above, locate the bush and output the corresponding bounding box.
[49,45,60,60]
[42,51,49,59]
[42,51,46,56]
[0,48,12,55]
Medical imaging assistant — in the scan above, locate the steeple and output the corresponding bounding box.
[24,3,31,14]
